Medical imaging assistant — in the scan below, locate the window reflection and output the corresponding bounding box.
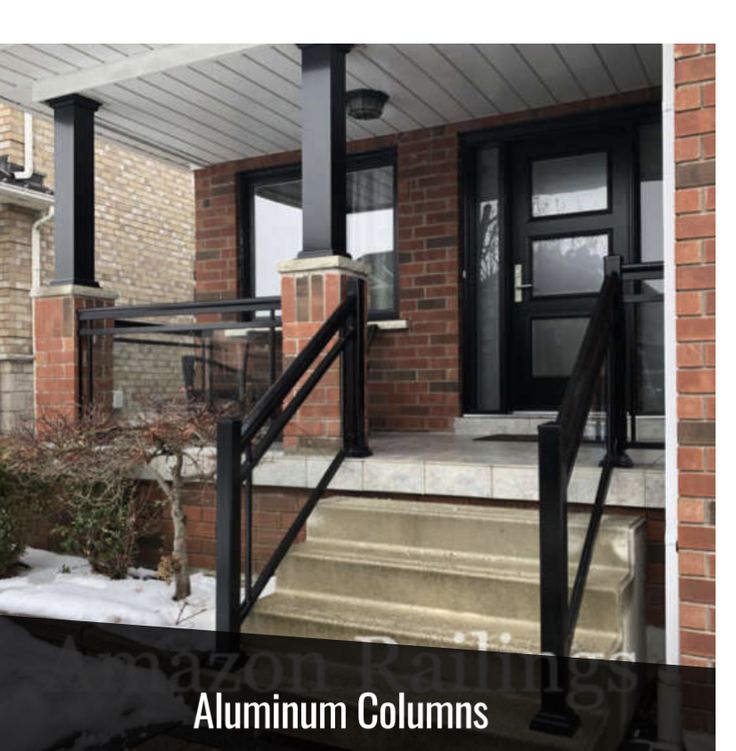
[254,179,303,298]
[637,121,664,414]
[249,161,396,314]
[347,166,395,314]
[532,317,589,377]
[532,234,608,296]
[475,147,501,411]
[532,152,608,217]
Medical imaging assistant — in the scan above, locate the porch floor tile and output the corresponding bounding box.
[252,432,665,509]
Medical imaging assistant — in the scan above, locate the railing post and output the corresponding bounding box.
[530,422,579,736]
[342,277,371,458]
[243,440,254,607]
[216,418,242,645]
[604,255,633,468]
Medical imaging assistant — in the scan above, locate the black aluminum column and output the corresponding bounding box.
[46,94,101,287]
[297,44,351,258]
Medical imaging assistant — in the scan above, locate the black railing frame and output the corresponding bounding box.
[531,255,634,737]
[215,276,371,647]
[77,296,282,416]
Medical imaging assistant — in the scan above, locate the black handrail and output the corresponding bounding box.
[531,255,634,737]
[78,295,281,320]
[215,276,371,643]
[531,257,665,736]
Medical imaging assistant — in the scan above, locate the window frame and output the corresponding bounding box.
[236,147,399,320]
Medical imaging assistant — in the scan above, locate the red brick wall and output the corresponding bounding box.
[674,44,716,667]
[280,266,366,451]
[193,89,658,432]
[33,292,114,424]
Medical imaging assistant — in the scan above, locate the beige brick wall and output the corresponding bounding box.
[0,103,195,430]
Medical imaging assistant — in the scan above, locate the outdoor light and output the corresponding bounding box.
[346,88,389,120]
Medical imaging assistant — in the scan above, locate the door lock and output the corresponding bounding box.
[514,263,532,303]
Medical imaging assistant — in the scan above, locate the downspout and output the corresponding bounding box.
[662,42,680,669]
[657,42,683,751]
[32,206,54,292]
[30,206,54,422]
[12,112,34,180]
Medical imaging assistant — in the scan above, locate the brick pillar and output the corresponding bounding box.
[33,284,117,425]
[673,44,715,667]
[278,256,368,452]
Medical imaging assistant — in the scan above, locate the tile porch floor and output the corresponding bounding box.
[253,432,665,509]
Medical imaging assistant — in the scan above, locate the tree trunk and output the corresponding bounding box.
[170,452,191,600]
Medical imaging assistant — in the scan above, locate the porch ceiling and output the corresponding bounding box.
[0,44,662,168]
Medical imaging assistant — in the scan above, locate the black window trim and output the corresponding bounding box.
[236,147,399,320]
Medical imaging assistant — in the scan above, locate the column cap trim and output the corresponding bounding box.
[44,93,101,111]
[278,255,368,277]
[32,284,118,300]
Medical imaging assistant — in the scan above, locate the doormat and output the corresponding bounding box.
[473,434,603,444]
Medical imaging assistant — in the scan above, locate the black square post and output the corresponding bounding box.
[603,255,633,468]
[530,422,580,736]
[45,94,101,287]
[297,44,351,258]
[216,418,242,642]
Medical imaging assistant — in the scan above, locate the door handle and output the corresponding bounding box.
[514,263,532,303]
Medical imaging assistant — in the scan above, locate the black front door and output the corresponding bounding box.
[509,129,633,410]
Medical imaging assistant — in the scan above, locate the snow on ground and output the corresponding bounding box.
[0,548,216,630]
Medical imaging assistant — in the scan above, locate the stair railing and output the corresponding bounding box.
[215,276,371,643]
[531,255,633,736]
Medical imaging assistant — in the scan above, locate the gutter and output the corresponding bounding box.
[0,181,54,211]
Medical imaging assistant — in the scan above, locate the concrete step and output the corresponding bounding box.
[244,497,646,661]
[309,497,641,569]
[275,540,630,633]
[246,590,622,657]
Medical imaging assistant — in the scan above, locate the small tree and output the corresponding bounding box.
[128,398,219,600]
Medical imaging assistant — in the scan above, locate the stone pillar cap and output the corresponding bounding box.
[31,284,118,300]
[277,255,369,277]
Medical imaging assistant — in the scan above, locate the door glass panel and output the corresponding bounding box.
[532,152,608,217]
[639,122,663,262]
[636,282,665,414]
[532,234,608,296]
[532,317,589,377]
[637,121,665,414]
[474,146,502,411]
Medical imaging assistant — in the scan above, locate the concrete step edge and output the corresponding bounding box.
[249,589,623,656]
[282,540,633,593]
[317,496,646,533]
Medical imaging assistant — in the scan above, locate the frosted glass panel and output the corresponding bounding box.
[532,318,589,377]
[639,122,663,262]
[532,234,608,296]
[532,152,608,217]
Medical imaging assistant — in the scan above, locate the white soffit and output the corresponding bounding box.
[0,44,662,168]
